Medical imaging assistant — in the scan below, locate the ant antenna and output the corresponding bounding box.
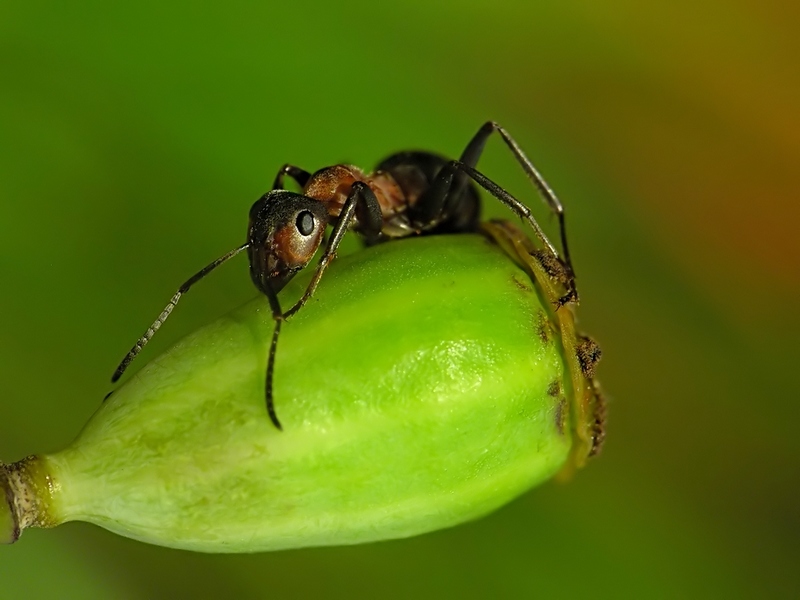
[111,243,249,383]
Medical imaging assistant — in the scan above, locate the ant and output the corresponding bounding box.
[111,121,577,430]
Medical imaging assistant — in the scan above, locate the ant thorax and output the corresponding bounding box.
[303,165,414,237]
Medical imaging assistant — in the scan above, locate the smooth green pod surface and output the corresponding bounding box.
[1,233,585,552]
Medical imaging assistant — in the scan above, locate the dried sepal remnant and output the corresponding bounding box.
[547,379,568,437]
[0,457,53,544]
[579,336,606,457]
[531,249,578,307]
[575,336,602,380]
[0,467,19,544]
[588,381,607,457]
[537,309,555,345]
[480,220,605,472]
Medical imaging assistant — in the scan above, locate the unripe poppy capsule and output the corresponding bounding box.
[1,231,601,552]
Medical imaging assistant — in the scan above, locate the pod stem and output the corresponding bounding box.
[1,457,47,544]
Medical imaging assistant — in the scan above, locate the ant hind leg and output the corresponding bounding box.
[438,160,578,307]
[457,122,574,279]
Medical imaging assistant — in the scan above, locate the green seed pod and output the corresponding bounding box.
[1,230,601,552]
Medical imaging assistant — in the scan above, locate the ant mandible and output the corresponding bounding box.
[111,121,577,430]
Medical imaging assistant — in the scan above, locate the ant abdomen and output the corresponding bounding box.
[375,151,481,234]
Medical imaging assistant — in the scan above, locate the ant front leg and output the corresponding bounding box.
[283,182,383,319]
[263,182,382,429]
[272,164,311,190]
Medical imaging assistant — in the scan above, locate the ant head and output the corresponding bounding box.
[247,190,329,298]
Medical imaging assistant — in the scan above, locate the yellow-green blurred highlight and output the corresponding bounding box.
[1,0,798,598]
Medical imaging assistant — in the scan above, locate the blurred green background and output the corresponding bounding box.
[2,1,798,598]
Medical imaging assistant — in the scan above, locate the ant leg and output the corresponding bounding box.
[420,159,558,258]
[272,164,311,190]
[283,182,382,319]
[450,161,558,256]
[435,160,577,304]
[455,122,573,277]
[263,182,382,429]
[111,243,249,383]
[265,318,284,429]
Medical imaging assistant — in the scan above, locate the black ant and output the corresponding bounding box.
[111,121,577,430]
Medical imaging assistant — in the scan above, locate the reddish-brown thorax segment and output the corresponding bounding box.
[303,165,409,224]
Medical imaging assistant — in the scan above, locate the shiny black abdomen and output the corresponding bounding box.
[374,151,481,234]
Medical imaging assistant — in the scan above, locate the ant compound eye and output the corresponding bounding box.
[296,211,315,236]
